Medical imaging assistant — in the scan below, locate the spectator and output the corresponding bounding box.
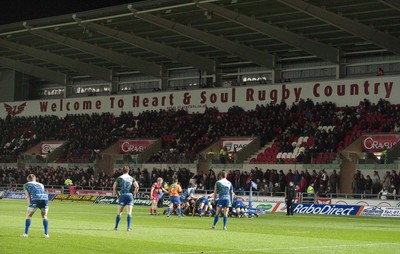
[329,170,339,196]
[372,171,381,194]
[377,67,384,76]
[365,175,372,198]
[307,183,315,201]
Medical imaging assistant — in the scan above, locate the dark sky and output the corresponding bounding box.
[0,0,137,25]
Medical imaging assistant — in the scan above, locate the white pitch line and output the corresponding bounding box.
[156,242,400,254]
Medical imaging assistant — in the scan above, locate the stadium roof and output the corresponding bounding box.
[0,0,399,84]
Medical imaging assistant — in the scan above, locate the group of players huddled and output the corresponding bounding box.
[21,166,258,237]
[149,172,259,219]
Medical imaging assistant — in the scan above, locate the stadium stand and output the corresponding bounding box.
[0,98,399,166]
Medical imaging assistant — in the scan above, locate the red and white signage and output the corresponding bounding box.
[41,142,64,154]
[119,140,156,154]
[47,189,62,194]
[316,198,332,204]
[362,134,400,152]
[0,76,398,118]
[76,190,113,196]
[220,138,256,152]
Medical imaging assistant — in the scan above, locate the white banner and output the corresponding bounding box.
[0,76,398,118]
[221,138,256,152]
[252,202,280,212]
[361,206,400,217]
[245,196,285,203]
[41,142,64,154]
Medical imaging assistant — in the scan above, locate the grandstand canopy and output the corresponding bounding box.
[0,0,399,83]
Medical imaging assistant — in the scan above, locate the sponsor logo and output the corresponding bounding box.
[53,194,97,202]
[119,140,156,154]
[4,192,26,200]
[361,206,384,216]
[133,198,169,206]
[256,204,273,210]
[95,196,118,204]
[362,135,400,152]
[47,189,62,194]
[381,207,400,217]
[221,138,255,152]
[41,142,63,154]
[293,204,361,216]
[76,190,112,196]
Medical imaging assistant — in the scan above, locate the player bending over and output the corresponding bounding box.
[194,195,210,217]
[180,183,197,214]
[232,194,247,217]
[113,166,139,231]
[212,171,234,230]
[23,174,49,238]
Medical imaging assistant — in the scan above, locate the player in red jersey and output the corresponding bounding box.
[150,177,167,215]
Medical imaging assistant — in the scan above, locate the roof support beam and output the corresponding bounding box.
[24,25,163,77]
[0,56,67,85]
[78,20,216,74]
[197,2,340,63]
[127,5,276,69]
[278,0,400,54]
[0,38,112,82]
[378,0,400,12]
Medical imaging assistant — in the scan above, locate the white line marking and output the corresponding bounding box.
[156,242,400,254]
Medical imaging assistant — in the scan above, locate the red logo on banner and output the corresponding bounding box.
[316,198,332,204]
[119,140,156,154]
[362,135,400,152]
[4,102,27,116]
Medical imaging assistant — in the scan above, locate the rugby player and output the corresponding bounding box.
[212,171,234,230]
[113,166,139,231]
[150,177,167,215]
[22,174,49,238]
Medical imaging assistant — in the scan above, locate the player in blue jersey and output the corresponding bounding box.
[212,171,234,230]
[232,194,246,217]
[194,195,210,217]
[22,174,49,238]
[180,183,197,215]
[113,166,139,232]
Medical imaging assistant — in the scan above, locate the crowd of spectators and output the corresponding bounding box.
[0,166,195,190]
[352,170,399,198]
[0,98,399,165]
[1,165,399,198]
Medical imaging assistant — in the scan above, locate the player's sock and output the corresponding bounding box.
[43,219,49,235]
[150,208,153,214]
[213,215,219,226]
[24,219,31,235]
[198,208,203,215]
[127,215,132,229]
[223,216,228,228]
[115,215,121,229]
[177,208,181,216]
[240,211,245,215]
[167,208,171,216]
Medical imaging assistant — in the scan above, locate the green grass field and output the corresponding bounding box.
[0,200,399,254]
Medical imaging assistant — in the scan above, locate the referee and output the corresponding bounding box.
[285,181,296,216]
